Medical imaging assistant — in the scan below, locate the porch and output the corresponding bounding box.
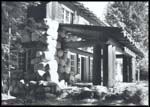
[58,23,144,87]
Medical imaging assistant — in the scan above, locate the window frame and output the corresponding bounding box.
[61,4,74,24]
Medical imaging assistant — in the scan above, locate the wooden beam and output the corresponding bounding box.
[116,54,124,58]
[68,48,93,57]
[59,26,101,39]
[124,47,136,57]
[93,44,102,85]
[107,38,124,54]
[64,41,94,48]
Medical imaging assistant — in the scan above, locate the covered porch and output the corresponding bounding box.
[58,24,144,87]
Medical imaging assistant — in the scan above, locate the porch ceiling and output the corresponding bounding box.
[58,24,144,58]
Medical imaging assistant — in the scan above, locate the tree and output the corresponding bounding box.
[104,2,149,73]
[1,1,48,94]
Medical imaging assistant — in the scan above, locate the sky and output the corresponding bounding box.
[80,2,109,21]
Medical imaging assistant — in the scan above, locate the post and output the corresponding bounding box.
[123,55,128,82]
[103,44,115,87]
[93,44,102,85]
[128,57,133,82]
[103,44,108,86]
[137,69,140,82]
[8,27,11,96]
[132,57,136,82]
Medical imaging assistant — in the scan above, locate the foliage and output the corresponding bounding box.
[104,2,149,73]
[1,2,47,73]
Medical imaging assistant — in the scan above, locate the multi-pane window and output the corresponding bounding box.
[70,54,76,72]
[61,5,74,24]
[66,10,70,22]
[18,53,25,70]
[77,57,81,74]
[9,48,37,72]
[61,7,65,22]
[10,50,25,70]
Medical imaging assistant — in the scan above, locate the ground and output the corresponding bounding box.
[2,81,149,106]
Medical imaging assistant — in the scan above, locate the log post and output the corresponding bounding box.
[103,44,116,87]
[128,57,133,82]
[93,44,102,85]
[137,69,140,82]
[131,57,136,82]
[123,55,128,82]
[88,56,91,82]
[103,44,108,86]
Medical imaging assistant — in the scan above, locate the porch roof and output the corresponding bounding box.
[58,24,144,58]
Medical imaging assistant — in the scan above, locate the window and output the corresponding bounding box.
[70,54,75,72]
[10,50,25,70]
[66,10,70,22]
[9,48,37,72]
[18,53,25,70]
[77,57,81,74]
[61,5,74,24]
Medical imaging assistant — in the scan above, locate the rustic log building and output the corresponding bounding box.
[6,1,144,96]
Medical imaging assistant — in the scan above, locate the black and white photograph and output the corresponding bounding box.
[1,1,149,106]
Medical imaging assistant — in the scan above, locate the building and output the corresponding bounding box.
[7,1,144,94]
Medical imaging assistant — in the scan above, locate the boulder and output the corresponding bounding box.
[56,41,61,49]
[91,85,108,99]
[57,49,64,57]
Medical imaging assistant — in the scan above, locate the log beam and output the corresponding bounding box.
[107,38,124,54]
[68,48,93,57]
[64,41,94,48]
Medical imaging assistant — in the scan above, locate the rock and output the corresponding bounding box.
[45,93,57,99]
[57,50,64,57]
[36,51,43,57]
[91,85,108,99]
[43,87,51,92]
[58,30,66,38]
[44,51,56,60]
[37,70,46,77]
[55,56,60,63]
[71,87,94,100]
[60,59,66,66]
[47,39,57,48]
[56,42,61,49]
[48,60,59,83]
[31,57,42,64]
[59,92,69,99]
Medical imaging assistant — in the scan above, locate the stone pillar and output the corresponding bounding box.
[93,44,102,85]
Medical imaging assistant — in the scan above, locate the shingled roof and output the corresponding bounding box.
[38,1,144,58]
[68,1,106,26]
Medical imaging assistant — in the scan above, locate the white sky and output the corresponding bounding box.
[80,2,109,21]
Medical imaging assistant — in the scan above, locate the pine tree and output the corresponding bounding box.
[105,1,149,78]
